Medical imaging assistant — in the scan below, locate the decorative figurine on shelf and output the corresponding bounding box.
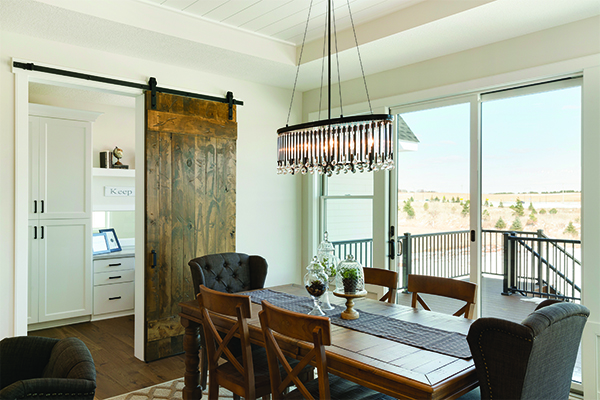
[304,256,329,316]
[112,147,123,166]
[317,231,338,310]
[111,146,129,169]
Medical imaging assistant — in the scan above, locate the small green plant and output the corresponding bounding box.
[341,267,358,280]
[423,202,429,211]
[403,200,415,218]
[539,209,547,214]
[528,202,537,214]
[495,217,506,229]
[484,199,489,207]
[510,198,525,217]
[510,217,523,231]
[499,201,504,208]
[482,209,490,220]
[564,221,578,237]
[528,212,537,223]
[461,200,470,217]
[549,208,558,214]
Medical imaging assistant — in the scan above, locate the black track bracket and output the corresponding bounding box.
[149,77,157,110]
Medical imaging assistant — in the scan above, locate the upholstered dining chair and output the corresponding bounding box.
[0,336,96,400]
[198,285,271,400]
[189,252,268,297]
[363,267,399,303]
[465,299,589,400]
[407,274,477,318]
[259,300,395,400]
[189,252,269,389]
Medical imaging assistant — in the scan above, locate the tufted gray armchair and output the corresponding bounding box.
[188,252,268,296]
[0,336,96,400]
[465,299,589,400]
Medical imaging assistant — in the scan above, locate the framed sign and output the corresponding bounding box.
[99,228,122,252]
[93,232,110,255]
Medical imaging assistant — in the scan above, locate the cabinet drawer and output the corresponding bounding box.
[93,257,134,273]
[94,282,134,315]
[94,270,134,286]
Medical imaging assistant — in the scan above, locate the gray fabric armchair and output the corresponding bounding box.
[0,336,96,400]
[188,252,268,296]
[466,300,589,400]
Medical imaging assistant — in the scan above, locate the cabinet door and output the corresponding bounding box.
[38,219,92,322]
[38,117,92,219]
[29,117,40,220]
[28,221,39,324]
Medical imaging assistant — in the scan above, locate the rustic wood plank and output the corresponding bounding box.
[171,132,185,318]
[145,129,160,324]
[194,134,208,260]
[180,132,197,306]
[147,110,237,138]
[158,131,172,321]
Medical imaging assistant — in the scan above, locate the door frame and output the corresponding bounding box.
[12,59,146,359]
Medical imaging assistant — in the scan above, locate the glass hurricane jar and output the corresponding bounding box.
[304,256,329,315]
[317,232,338,310]
[335,254,365,294]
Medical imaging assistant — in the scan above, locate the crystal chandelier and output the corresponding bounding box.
[277,0,394,176]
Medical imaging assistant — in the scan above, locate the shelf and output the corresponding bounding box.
[93,168,135,178]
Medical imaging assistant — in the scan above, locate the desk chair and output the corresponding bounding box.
[259,300,394,400]
[363,268,398,303]
[189,252,268,388]
[466,299,589,400]
[407,274,477,318]
[198,285,271,400]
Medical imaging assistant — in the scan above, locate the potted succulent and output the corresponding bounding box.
[340,265,359,294]
[336,254,364,295]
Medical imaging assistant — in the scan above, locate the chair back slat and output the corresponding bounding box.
[408,274,477,318]
[259,300,331,400]
[363,268,398,303]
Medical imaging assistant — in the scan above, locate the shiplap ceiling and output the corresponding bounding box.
[2,0,599,101]
[142,0,423,45]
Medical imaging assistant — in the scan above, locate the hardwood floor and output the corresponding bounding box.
[28,316,186,399]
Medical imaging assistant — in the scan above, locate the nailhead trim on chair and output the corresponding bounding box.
[477,328,532,399]
[26,392,94,397]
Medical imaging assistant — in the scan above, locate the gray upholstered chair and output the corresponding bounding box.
[188,252,269,392]
[465,299,589,400]
[0,336,96,400]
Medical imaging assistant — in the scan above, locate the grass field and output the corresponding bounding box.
[398,192,581,240]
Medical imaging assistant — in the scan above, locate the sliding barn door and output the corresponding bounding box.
[144,91,237,361]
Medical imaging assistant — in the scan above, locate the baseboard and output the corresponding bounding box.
[28,315,92,331]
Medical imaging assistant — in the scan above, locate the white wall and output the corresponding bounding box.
[0,30,303,338]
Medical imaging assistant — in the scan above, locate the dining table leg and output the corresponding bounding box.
[181,317,202,400]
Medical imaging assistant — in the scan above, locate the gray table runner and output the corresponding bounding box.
[243,289,471,360]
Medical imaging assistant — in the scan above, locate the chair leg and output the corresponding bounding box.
[233,395,241,400]
[208,379,219,400]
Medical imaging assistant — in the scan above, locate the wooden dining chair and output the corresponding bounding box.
[363,268,399,303]
[198,285,271,400]
[407,274,477,318]
[259,300,394,400]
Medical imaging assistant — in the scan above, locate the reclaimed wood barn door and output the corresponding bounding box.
[144,91,236,361]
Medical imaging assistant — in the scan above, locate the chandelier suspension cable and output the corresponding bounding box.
[332,1,344,117]
[318,6,328,121]
[285,0,315,127]
[346,0,373,114]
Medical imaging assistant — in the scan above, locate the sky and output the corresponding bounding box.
[398,85,582,194]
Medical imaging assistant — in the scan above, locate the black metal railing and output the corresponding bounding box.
[331,239,373,269]
[503,233,581,300]
[333,229,581,300]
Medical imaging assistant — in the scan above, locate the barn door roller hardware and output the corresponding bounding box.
[13,61,243,120]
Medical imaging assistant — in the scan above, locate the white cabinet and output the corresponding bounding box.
[28,104,100,328]
[93,254,135,318]
[29,219,92,323]
[29,114,93,220]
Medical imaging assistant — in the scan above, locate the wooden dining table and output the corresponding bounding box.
[178,284,478,400]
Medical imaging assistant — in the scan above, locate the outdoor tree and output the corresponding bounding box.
[482,209,490,220]
[484,199,489,207]
[539,209,547,214]
[549,208,558,214]
[510,198,525,217]
[499,201,504,208]
[529,212,537,223]
[510,217,523,231]
[528,202,537,214]
[423,202,429,211]
[403,200,415,219]
[461,200,470,217]
[442,196,447,203]
[564,221,578,237]
[495,217,506,229]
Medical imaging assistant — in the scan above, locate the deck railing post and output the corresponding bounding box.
[402,232,412,289]
[502,232,513,295]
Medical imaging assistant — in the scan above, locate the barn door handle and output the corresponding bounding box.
[151,250,157,268]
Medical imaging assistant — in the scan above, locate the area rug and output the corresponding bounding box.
[104,378,234,400]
